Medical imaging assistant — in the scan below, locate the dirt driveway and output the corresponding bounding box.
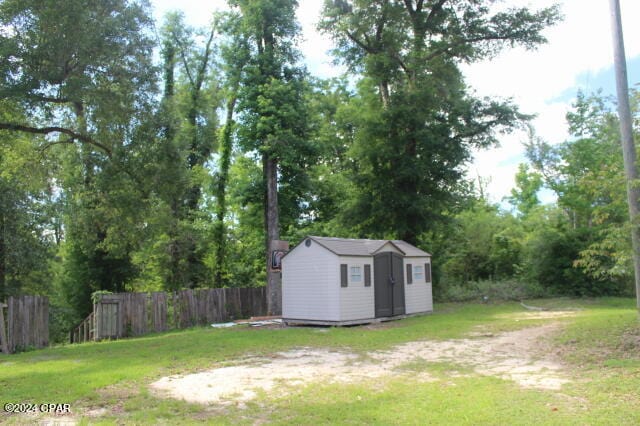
[151,312,574,406]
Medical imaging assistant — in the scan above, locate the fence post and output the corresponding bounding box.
[0,303,8,354]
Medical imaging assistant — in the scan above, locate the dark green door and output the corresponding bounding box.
[391,253,406,315]
[374,252,405,317]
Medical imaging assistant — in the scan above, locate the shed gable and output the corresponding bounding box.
[373,241,404,255]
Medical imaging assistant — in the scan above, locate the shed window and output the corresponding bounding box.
[350,266,362,283]
[414,265,424,282]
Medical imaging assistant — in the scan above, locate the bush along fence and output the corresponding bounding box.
[0,295,49,354]
[71,287,268,344]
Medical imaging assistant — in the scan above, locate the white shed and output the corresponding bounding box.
[282,236,433,325]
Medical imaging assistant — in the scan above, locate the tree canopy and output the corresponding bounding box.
[318,0,560,243]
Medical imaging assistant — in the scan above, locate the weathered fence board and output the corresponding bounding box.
[95,302,118,339]
[4,295,49,353]
[79,287,268,342]
[0,303,9,354]
[151,292,168,332]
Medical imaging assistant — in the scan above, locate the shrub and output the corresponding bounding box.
[436,279,548,303]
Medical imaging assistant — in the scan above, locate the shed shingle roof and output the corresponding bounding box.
[308,236,431,257]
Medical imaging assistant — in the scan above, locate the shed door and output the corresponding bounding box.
[374,252,405,317]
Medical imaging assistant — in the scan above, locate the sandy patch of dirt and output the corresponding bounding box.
[150,323,569,405]
[378,323,568,390]
[621,326,640,351]
[150,349,401,405]
[37,418,78,426]
[13,414,78,426]
[496,311,579,321]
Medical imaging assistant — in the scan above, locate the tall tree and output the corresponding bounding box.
[320,0,560,244]
[163,12,219,211]
[0,0,157,315]
[212,12,250,287]
[153,12,221,290]
[230,0,310,313]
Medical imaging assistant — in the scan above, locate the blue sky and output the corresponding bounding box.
[496,56,640,169]
[553,56,640,104]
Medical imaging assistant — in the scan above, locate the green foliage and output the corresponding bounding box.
[138,11,223,292]
[0,103,56,299]
[438,199,523,284]
[319,0,560,243]
[435,89,638,300]
[437,279,547,303]
[507,163,543,216]
[90,290,113,305]
[521,224,606,296]
[0,0,160,318]
[224,155,267,286]
[526,90,638,295]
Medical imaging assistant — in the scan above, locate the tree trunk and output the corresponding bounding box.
[74,102,93,187]
[264,154,281,315]
[163,42,176,101]
[186,95,202,211]
[402,134,419,245]
[609,0,640,311]
[161,38,183,291]
[185,29,215,213]
[379,82,390,108]
[213,95,237,287]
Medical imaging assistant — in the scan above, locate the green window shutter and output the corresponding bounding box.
[340,264,348,287]
[364,264,371,287]
[425,263,432,283]
[406,264,413,284]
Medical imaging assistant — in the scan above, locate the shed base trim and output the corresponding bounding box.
[283,310,432,326]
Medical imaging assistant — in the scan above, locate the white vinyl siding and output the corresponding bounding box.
[282,241,340,321]
[404,257,433,314]
[339,256,375,321]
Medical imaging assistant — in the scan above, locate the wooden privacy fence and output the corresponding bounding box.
[71,287,268,343]
[0,295,49,354]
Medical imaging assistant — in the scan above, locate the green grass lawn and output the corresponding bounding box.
[1,298,638,425]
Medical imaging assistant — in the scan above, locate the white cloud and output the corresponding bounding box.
[296,1,346,78]
[150,0,227,28]
[464,0,640,203]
